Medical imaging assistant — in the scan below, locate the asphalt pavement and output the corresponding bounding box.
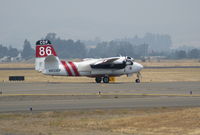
[0,82,200,112]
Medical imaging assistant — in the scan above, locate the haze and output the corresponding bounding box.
[0,0,199,48]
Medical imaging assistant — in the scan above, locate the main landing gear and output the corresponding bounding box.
[95,73,142,83]
[95,77,102,83]
[95,76,110,83]
[135,72,142,83]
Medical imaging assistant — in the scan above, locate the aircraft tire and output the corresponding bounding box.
[95,77,102,83]
[103,76,109,83]
[135,79,140,83]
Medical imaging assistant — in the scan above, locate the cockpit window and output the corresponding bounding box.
[126,60,133,65]
[127,56,131,59]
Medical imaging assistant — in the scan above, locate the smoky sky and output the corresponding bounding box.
[0,0,200,48]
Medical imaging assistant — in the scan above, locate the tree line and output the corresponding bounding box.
[0,33,200,60]
[169,49,200,59]
[0,39,34,60]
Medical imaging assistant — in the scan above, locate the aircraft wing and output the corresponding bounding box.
[90,57,126,69]
[94,57,119,64]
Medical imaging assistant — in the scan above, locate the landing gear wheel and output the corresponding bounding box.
[95,77,102,83]
[103,76,109,83]
[135,79,140,83]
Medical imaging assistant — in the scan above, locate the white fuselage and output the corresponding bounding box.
[43,57,143,77]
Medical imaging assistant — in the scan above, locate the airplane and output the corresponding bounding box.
[35,40,143,83]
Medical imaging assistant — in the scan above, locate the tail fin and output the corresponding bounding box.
[35,40,58,72]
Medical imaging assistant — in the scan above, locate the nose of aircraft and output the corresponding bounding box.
[135,62,143,71]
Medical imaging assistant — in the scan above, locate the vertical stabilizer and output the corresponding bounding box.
[35,40,57,72]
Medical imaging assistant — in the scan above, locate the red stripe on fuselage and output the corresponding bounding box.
[68,61,80,76]
[61,61,73,76]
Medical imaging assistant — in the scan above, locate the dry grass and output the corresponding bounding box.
[0,107,199,135]
[0,63,34,68]
[0,70,94,82]
[139,59,200,67]
[0,68,200,83]
[118,68,200,82]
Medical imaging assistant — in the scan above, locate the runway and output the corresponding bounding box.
[1,81,200,95]
[0,82,200,112]
[0,96,200,112]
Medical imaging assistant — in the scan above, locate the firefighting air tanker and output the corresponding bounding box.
[35,40,143,83]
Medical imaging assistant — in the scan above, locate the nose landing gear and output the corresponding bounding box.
[135,72,142,83]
